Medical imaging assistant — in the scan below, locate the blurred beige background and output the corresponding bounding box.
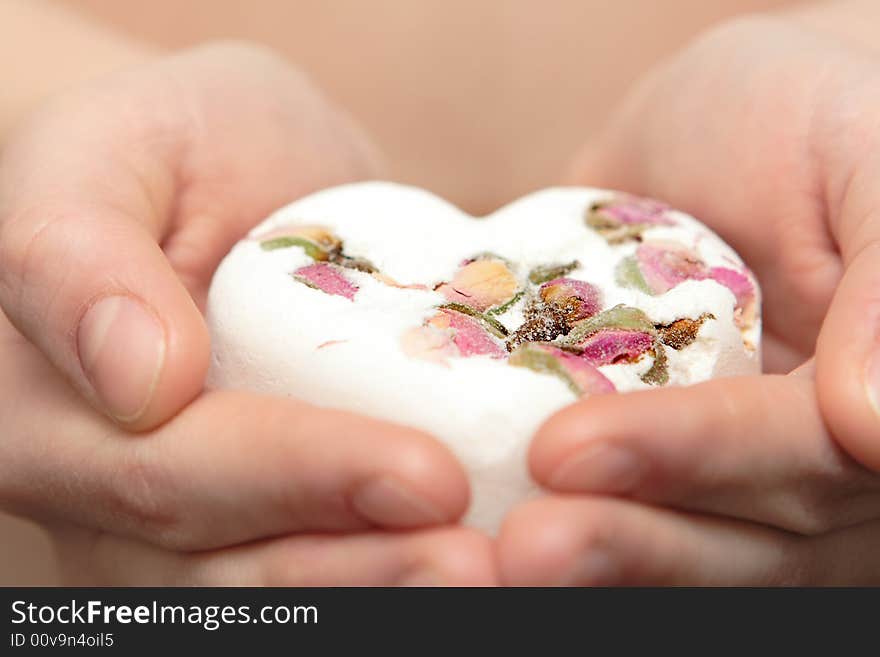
[2,0,797,585]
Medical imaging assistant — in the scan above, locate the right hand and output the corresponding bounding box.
[0,43,494,585]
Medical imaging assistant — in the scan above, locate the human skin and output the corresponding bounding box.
[4,0,880,586]
[497,7,880,584]
[55,0,802,214]
[0,13,495,584]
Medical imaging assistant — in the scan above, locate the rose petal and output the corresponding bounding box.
[293,262,358,300]
[437,258,519,312]
[564,304,655,346]
[509,343,615,397]
[435,309,507,358]
[636,241,707,294]
[600,195,674,226]
[587,195,676,243]
[540,277,602,321]
[709,267,757,326]
[401,325,459,365]
[578,329,653,366]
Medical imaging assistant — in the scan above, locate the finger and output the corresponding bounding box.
[134,391,473,547]
[816,141,880,471]
[0,82,208,430]
[530,375,880,534]
[1,320,470,550]
[0,45,380,431]
[812,63,880,472]
[498,496,810,586]
[818,240,880,472]
[57,525,497,586]
[806,519,880,585]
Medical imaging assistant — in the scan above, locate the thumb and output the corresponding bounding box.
[0,99,208,432]
[815,139,880,472]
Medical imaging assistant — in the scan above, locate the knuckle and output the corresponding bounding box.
[103,445,185,547]
[782,488,837,536]
[777,458,873,536]
[0,204,80,309]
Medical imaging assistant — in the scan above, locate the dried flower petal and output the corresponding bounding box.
[506,310,570,352]
[586,195,675,243]
[615,256,653,294]
[431,310,507,358]
[437,258,519,312]
[539,278,602,323]
[401,325,459,365]
[635,241,707,294]
[528,261,580,285]
[293,262,358,300]
[260,225,341,260]
[640,340,669,386]
[578,329,654,366]
[439,302,509,338]
[509,343,615,397]
[460,252,511,267]
[563,304,655,346]
[709,267,757,328]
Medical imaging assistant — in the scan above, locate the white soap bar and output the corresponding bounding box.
[206,182,761,532]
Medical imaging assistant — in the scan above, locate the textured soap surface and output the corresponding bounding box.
[206,182,761,532]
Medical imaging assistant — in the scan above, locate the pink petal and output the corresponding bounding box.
[541,345,616,395]
[709,267,757,326]
[293,262,358,300]
[437,258,519,313]
[540,277,602,320]
[636,241,707,294]
[602,195,675,226]
[440,309,507,358]
[578,329,653,366]
[709,266,753,306]
[401,325,459,365]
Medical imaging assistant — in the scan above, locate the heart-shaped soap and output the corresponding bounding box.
[207,182,761,531]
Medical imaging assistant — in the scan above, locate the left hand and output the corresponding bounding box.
[498,15,880,585]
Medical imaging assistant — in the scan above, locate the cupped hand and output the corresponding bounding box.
[498,17,880,585]
[0,43,495,585]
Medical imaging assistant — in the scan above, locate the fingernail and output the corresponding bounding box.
[549,443,642,492]
[77,295,166,423]
[397,569,444,587]
[351,477,446,527]
[562,551,620,586]
[866,351,880,416]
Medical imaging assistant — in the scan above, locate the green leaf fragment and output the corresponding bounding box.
[486,290,525,316]
[563,304,655,346]
[528,261,580,285]
[509,346,581,396]
[615,256,653,294]
[260,237,328,260]
[640,339,669,386]
[438,302,509,338]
